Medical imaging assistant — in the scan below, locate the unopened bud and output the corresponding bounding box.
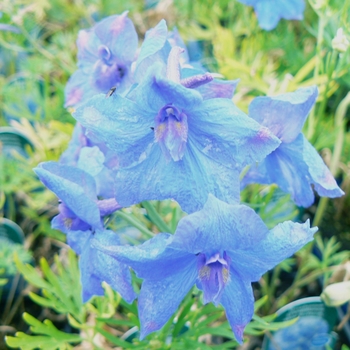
[332,28,349,53]
[321,281,350,307]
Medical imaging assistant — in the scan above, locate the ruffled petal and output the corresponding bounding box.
[115,143,241,213]
[190,98,281,169]
[220,272,254,344]
[34,162,102,229]
[248,86,318,143]
[171,195,269,255]
[228,220,317,281]
[138,258,198,339]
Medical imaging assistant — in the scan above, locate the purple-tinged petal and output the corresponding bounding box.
[229,220,317,281]
[190,98,281,169]
[171,195,268,254]
[220,273,254,344]
[97,198,121,216]
[248,86,318,143]
[65,70,95,107]
[94,12,138,63]
[196,79,239,99]
[166,46,184,83]
[302,136,344,198]
[34,162,102,229]
[181,73,213,89]
[138,258,198,339]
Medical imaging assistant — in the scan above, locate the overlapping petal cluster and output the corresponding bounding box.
[238,0,305,30]
[34,11,343,345]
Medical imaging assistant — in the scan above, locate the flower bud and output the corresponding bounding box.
[332,28,350,53]
[321,281,350,307]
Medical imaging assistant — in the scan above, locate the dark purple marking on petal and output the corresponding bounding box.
[93,60,126,91]
[58,203,91,231]
[155,104,188,161]
[181,73,213,89]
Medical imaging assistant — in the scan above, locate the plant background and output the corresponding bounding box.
[0,0,350,349]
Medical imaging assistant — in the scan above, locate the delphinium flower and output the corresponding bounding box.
[33,162,136,303]
[242,86,344,207]
[237,0,305,31]
[92,194,317,343]
[65,12,138,107]
[73,46,280,214]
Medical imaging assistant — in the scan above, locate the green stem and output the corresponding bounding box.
[116,211,154,239]
[142,201,172,233]
[318,50,338,120]
[307,15,326,140]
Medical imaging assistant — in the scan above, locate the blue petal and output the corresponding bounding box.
[138,258,198,339]
[77,146,105,177]
[134,19,171,80]
[190,98,281,169]
[302,136,344,199]
[73,93,154,167]
[220,272,254,344]
[92,232,195,280]
[228,220,317,281]
[171,195,269,255]
[34,162,102,229]
[115,143,241,213]
[81,230,136,303]
[93,12,138,64]
[248,86,318,143]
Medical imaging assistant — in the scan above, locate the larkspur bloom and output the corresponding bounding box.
[33,162,135,303]
[242,86,344,207]
[65,12,138,107]
[238,0,305,31]
[73,47,280,213]
[92,194,317,342]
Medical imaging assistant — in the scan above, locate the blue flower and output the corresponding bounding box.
[238,0,305,31]
[242,86,344,207]
[33,162,136,303]
[73,47,280,213]
[65,12,138,107]
[92,194,317,342]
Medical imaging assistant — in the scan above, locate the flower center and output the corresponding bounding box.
[198,252,230,305]
[93,45,126,91]
[154,104,188,162]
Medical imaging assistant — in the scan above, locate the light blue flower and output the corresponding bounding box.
[33,162,135,303]
[92,194,317,342]
[74,47,280,213]
[242,86,344,207]
[238,0,305,31]
[65,12,138,107]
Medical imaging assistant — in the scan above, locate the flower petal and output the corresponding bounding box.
[302,136,344,198]
[73,93,154,167]
[248,86,318,143]
[34,162,102,229]
[138,258,198,339]
[220,272,254,344]
[190,98,281,169]
[229,220,317,281]
[170,195,269,254]
[115,143,241,213]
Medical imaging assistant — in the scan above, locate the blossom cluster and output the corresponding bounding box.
[34,12,343,343]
